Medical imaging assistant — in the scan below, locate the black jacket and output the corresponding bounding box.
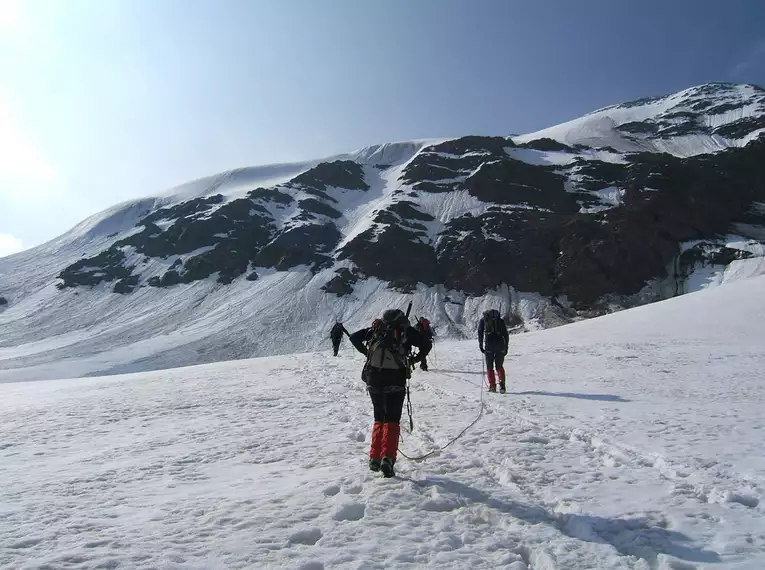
[330,323,348,341]
[349,326,432,393]
[414,322,434,341]
[478,315,509,353]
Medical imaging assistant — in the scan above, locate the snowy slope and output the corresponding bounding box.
[2,84,765,383]
[515,83,765,157]
[1,275,764,569]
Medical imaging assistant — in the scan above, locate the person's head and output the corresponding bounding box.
[382,308,410,329]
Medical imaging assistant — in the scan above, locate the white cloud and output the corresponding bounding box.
[0,233,24,257]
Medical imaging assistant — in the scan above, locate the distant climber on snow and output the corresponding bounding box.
[413,317,434,371]
[478,309,509,393]
[349,309,432,478]
[329,321,349,356]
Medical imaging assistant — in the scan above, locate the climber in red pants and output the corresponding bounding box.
[349,309,432,478]
[478,309,510,393]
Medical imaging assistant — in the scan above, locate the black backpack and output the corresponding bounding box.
[483,309,502,339]
[362,310,412,380]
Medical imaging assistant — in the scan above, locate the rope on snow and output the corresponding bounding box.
[398,353,486,462]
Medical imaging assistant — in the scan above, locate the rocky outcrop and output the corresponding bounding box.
[53,83,765,319]
[554,139,765,305]
[340,224,439,292]
[56,164,367,290]
[518,138,579,152]
[321,267,360,296]
[289,160,369,193]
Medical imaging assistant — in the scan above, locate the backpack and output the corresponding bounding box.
[483,309,502,339]
[362,310,412,381]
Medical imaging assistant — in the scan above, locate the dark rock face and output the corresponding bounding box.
[322,267,360,296]
[54,87,765,315]
[714,116,765,139]
[617,122,660,135]
[57,248,134,289]
[339,224,439,292]
[400,136,514,193]
[56,161,367,290]
[290,160,369,193]
[342,133,765,306]
[113,276,139,294]
[553,139,765,304]
[518,138,577,152]
[256,223,340,271]
[463,159,577,211]
[437,210,564,296]
[0,296,7,306]
[298,198,342,220]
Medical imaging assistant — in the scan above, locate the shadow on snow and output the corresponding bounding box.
[405,476,720,565]
[516,390,631,402]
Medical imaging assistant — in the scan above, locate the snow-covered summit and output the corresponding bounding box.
[515,82,765,157]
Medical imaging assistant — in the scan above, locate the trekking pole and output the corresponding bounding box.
[480,350,488,390]
[406,383,414,432]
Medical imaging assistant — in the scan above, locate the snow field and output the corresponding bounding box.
[2,276,764,569]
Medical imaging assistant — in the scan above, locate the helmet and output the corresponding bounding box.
[382,309,409,328]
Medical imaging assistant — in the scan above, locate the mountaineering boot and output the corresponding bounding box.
[420,361,428,371]
[487,369,497,392]
[380,456,396,478]
[498,368,506,393]
[370,421,384,464]
[369,458,381,472]
[382,421,401,463]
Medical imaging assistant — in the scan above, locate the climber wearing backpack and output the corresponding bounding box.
[478,309,509,393]
[330,321,349,356]
[413,317,434,371]
[349,309,432,478]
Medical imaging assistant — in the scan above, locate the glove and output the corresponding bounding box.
[479,345,485,353]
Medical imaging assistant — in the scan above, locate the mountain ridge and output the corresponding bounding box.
[2,82,765,381]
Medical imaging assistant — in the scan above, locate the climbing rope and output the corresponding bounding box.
[398,354,486,462]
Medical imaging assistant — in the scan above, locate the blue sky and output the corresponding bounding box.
[1,0,764,254]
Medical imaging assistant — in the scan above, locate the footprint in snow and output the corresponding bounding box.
[519,436,550,444]
[347,430,365,442]
[728,492,760,508]
[295,562,324,570]
[333,502,366,521]
[288,528,323,546]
